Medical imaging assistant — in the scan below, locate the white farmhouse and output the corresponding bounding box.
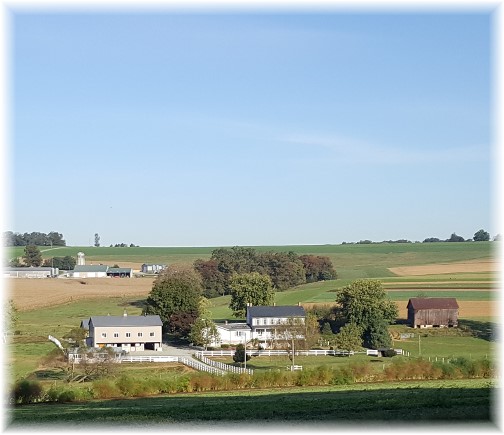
[210,305,306,348]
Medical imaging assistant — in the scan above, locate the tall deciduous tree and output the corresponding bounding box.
[229,272,274,318]
[189,317,219,350]
[145,265,203,336]
[22,245,42,267]
[334,279,397,349]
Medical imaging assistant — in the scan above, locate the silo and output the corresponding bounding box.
[77,252,85,266]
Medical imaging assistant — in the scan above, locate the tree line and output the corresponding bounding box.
[342,229,495,244]
[3,231,66,247]
[193,246,337,298]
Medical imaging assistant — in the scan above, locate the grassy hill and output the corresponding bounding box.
[6,241,496,280]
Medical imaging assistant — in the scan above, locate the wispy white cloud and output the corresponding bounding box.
[281,134,488,165]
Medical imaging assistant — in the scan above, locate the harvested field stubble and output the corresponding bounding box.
[7,278,155,311]
[389,259,498,276]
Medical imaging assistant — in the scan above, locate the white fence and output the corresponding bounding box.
[178,356,224,375]
[121,355,179,363]
[195,352,253,375]
[200,349,354,357]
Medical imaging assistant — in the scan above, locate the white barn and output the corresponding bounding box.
[70,265,109,278]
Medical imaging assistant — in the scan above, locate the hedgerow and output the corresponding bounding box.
[10,357,496,405]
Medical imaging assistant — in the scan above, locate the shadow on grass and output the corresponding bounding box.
[459,319,498,341]
[9,386,495,425]
[33,369,67,380]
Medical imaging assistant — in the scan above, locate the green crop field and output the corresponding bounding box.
[7,379,496,425]
[7,241,496,280]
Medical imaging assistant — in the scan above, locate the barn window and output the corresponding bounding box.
[114,333,119,338]
[138,332,143,337]
[126,332,131,338]
[150,332,155,337]
[101,333,107,338]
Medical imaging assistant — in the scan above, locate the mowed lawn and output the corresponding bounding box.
[7,379,496,425]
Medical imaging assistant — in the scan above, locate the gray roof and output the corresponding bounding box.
[247,306,306,318]
[89,315,163,327]
[217,322,251,332]
[4,267,54,271]
[80,319,90,330]
[73,265,109,272]
[107,268,132,273]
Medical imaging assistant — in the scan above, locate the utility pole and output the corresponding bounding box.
[243,335,247,370]
[291,336,295,371]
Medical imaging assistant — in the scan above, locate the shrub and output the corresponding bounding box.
[332,367,353,385]
[13,379,44,404]
[381,349,396,358]
[92,379,121,399]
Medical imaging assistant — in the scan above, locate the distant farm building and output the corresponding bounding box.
[407,298,459,328]
[141,264,166,274]
[107,267,133,278]
[70,265,109,278]
[3,267,59,278]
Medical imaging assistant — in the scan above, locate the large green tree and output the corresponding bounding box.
[333,322,363,353]
[145,266,203,336]
[334,279,397,349]
[22,245,43,267]
[229,272,274,317]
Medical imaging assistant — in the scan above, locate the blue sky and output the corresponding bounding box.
[9,9,495,247]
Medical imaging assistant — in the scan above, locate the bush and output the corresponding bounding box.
[381,349,396,358]
[92,379,121,399]
[13,379,44,404]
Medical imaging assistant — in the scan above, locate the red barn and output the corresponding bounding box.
[407,298,459,328]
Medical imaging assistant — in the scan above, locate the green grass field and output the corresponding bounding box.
[7,243,499,427]
[7,241,496,280]
[7,378,496,425]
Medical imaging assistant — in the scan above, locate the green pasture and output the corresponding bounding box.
[8,378,495,425]
[7,241,496,280]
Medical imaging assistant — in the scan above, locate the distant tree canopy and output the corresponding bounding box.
[422,237,441,243]
[22,246,43,267]
[42,256,76,270]
[193,247,336,298]
[473,229,490,242]
[3,231,66,247]
[446,233,465,243]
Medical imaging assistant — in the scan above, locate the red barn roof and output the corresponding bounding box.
[407,298,459,310]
